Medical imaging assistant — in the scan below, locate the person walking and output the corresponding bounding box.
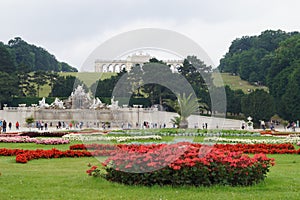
[2,120,7,133]
[8,122,12,130]
[0,120,2,133]
[16,121,20,130]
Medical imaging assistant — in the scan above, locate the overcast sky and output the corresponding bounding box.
[1,0,299,71]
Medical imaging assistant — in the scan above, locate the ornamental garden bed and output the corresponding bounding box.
[260,130,300,136]
[88,142,275,186]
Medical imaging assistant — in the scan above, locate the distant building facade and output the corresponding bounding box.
[94,52,183,73]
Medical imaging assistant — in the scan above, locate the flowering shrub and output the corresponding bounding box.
[94,142,275,186]
[63,134,162,142]
[0,136,69,145]
[297,142,300,146]
[204,137,300,144]
[35,138,69,145]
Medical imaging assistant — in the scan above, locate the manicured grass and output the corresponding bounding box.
[0,141,82,150]
[1,141,300,199]
[1,154,299,199]
[213,72,268,93]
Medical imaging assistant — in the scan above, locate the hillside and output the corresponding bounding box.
[1,37,77,72]
[212,73,268,93]
[39,72,116,97]
[40,72,267,97]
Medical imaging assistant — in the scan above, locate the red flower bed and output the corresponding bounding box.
[93,142,275,186]
[0,148,114,163]
[215,143,299,154]
[1,143,299,165]
[70,143,300,154]
[70,144,118,151]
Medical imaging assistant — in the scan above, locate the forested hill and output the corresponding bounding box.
[218,30,299,85]
[0,37,77,73]
[218,29,300,120]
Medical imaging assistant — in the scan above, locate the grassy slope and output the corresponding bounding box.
[38,72,116,97]
[40,72,268,97]
[213,72,268,93]
[0,142,300,200]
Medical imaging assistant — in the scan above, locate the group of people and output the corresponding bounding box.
[0,119,20,133]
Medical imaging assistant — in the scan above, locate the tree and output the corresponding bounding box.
[46,72,59,97]
[225,86,244,116]
[0,42,16,73]
[218,30,298,85]
[51,75,87,97]
[32,71,47,97]
[25,116,34,130]
[166,93,198,128]
[91,69,126,98]
[0,72,19,106]
[277,66,300,121]
[8,37,77,72]
[18,71,36,96]
[178,55,212,113]
[241,90,275,123]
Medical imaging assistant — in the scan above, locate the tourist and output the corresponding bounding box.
[261,121,266,130]
[8,122,12,130]
[44,122,48,130]
[16,121,19,130]
[2,120,7,133]
[69,122,73,129]
[40,121,44,130]
[0,120,2,133]
[241,122,245,130]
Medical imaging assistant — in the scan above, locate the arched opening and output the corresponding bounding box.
[114,64,121,73]
[108,64,114,72]
[102,64,108,72]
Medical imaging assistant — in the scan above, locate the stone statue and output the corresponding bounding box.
[90,97,105,109]
[109,96,119,109]
[50,97,65,109]
[68,85,91,109]
[39,97,50,109]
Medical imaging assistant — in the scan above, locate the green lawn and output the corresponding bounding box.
[1,141,300,199]
[1,154,299,200]
[213,73,268,93]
